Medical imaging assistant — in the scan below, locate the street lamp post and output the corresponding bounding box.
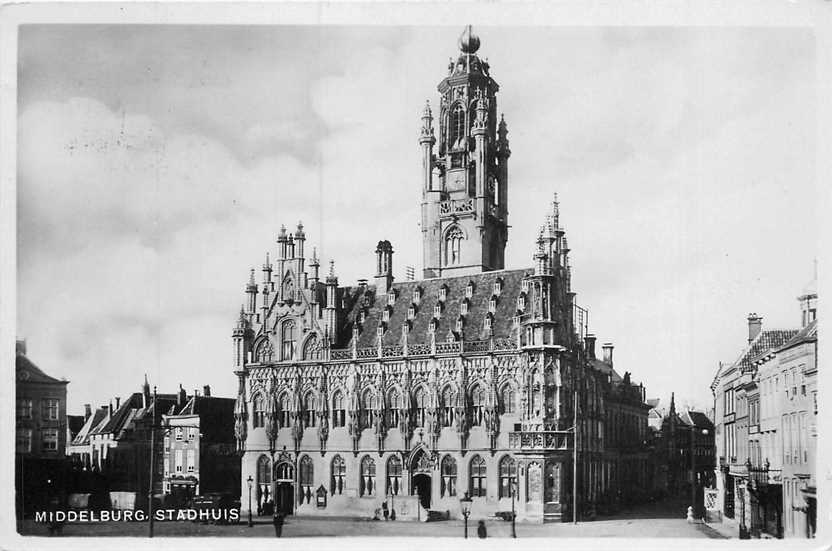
[511,478,517,538]
[247,476,254,527]
[460,492,472,539]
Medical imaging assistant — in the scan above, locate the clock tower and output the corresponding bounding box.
[420,26,511,279]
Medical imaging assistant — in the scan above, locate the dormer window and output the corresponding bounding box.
[387,290,396,306]
[439,286,448,302]
[493,279,503,296]
[455,318,464,333]
[466,281,475,298]
[434,304,442,318]
[517,295,525,311]
[413,287,422,305]
[484,314,493,331]
[377,325,385,338]
[461,300,469,317]
[489,296,497,313]
[521,280,529,294]
[429,319,438,334]
[359,311,366,324]
[382,308,390,323]
[408,305,416,320]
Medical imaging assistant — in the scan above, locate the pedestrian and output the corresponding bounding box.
[477,520,487,539]
[272,511,284,538]
[382,501,389,521]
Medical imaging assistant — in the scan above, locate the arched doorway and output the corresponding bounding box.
[275,462,294,516]
[411,449,432,510]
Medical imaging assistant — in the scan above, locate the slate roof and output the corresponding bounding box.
[589,357,623,384]
[646,398,660,409]
[67,415,86,439]
[739,329,799,371]
[170,396,236,443]
[777,319,817,352]
[71,407,109,445]
[680,410,714,430]
[16,353,66,385]
[336,268,534,348]
[95,392,180,439]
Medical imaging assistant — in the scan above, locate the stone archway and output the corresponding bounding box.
[410,448,432,510]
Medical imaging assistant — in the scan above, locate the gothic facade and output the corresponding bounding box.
[232,27,650,523]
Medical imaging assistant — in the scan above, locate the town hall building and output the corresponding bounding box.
[232,27,652,523]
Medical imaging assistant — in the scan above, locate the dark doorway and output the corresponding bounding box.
[413,474,431,509]
[276,482,294,515]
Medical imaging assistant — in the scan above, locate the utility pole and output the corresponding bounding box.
[573,388,578,525]
[148,386,157,538]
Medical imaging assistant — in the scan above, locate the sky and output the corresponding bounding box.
[16,25,818,415]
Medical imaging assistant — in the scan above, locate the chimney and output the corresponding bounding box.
[115,397,120,410]
[602,342,614,366]
[108,401,113,415]
[358,279,368,290]
[84,404,92,421]
[15,339,26,356]
[584,334,597,360]
[203,385,211,397]
[747,313,763,343]
[178,384,187,407]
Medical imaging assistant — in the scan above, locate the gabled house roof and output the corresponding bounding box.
[777,319,817,352]
[738,329,799,372]
[15,353,66,385]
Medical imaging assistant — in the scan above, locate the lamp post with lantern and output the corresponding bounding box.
[460,492,472,538]
[247,475,254,527]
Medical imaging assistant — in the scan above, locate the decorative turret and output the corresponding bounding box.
[245,269,258,320]
[324,260,339,344]
[309,247,320,293]
[294,221,305,260]
[277,225,288,259]
[374,240,394,293]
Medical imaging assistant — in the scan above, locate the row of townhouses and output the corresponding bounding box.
[711,278,818,539]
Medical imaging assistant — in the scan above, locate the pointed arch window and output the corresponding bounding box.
[414,387,428,427]
[256,455,271,512]
[471,385,485,426]
[303,335,322,361]
[360,456,376,497]
[278,392,291,428]
[470,455,487,497]
[387,388,402,427]
[445,227,464,266]
[304,392,317,428]
[300,455,314,503]
[331,455,346,495]
[449,103,465,148]
[499,455,516,498]
[281,321,296,361]
[361,389,376,429]
[387,456,403,496]
[253,394,266,428]
[502,386,516,415]
[441,455,457,497]
[332,391,345,428]
[441,386,456,427]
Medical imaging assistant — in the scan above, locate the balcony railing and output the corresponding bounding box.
[508,431,572,450]
[325,338,518,362]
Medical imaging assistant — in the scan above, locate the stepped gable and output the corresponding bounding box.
[338,268,532,349]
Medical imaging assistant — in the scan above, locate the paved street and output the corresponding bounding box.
[17,498,727,539]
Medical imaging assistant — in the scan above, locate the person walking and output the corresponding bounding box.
[477,520,487,539]
[272,511,285,537]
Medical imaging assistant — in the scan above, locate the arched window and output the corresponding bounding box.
[276,462,293,480]
[441,455,457,497]
[303,335,322,361]
[502,386,516,415]
[281,321,296,361]
[304,392,317,428]
[299,455,314,504]
[499,455,517,498]
[470,385,485,426]
[449,103,465,147]
[361,389,376,429]
[414,387,428,427]
[445,226,464,266]
[256,455,271,513]
[387,456,402,496]
[441,386,456,427]
[387,388,402,427]
[360,456,376,497]
[470,455,487,497]
[278,392,291,428]
[332,391,345,428]
[331,455,346,495]
[252,394,266,428]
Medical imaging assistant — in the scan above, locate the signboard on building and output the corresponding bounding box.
[316,485,327,509]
